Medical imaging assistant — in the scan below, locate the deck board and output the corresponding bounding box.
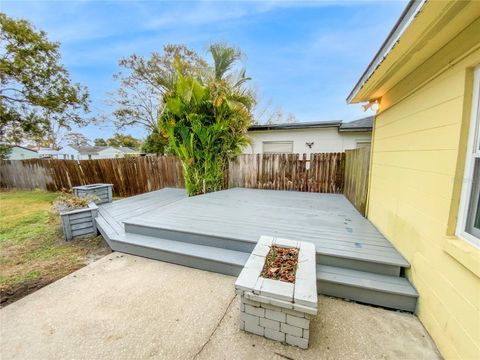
[119,188,409,266]
[97,188,187,237]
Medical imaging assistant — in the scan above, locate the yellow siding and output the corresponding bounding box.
[368,45,480,360]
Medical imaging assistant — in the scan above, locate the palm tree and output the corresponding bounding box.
[159,43,255,196]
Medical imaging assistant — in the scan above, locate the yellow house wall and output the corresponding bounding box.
[368,47,480,359]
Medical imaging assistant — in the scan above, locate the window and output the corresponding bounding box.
[457,66,480,247]
[262,141,293,154]
[356,140,371,148]
[88,154,92,160]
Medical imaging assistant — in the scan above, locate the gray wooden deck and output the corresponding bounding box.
[96,187,418,312]
[98,188,187,237]
[123,188,408,267]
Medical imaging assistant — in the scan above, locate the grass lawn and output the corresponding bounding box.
[0,190,111,307]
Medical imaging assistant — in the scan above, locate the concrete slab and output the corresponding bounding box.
[1,253,440,360]
[0,253,236,360]
[197,296,441,360]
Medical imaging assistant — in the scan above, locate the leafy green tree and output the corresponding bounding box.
[0,144,12,160]
[0,13,90,145]
[141,129,168,155]
[65,132,89,146]
[107,133,141,150]
[94,138,108,146]
[108,44,208,133]
[159,43,255,196]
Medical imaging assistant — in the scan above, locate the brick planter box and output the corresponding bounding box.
[60,203,98,241]
[235,236,318,349]
[72,184,113,204]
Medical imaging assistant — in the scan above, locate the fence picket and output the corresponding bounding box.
[0,151,359,198]
[0,157,184,197]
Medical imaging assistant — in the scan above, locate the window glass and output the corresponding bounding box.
[466,158,480,238]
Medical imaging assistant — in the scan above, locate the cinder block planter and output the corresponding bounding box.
[60,203,98,241]
[235,236,318,349]
[72,184,113,204]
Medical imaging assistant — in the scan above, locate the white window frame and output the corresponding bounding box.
[456,66,480,248]
[356,140,371,148]
[262,141,294,154]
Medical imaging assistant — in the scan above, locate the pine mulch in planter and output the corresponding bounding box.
[260,246,299,283]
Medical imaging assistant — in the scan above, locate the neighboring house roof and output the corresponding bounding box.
[33,147,59,155]
[64,145,140,155]
[68,145,109,155]
[248,117,373,132]
[347,1,479,104]
[0,143,38,153]
[116,146,140,154]
[248,121,342,131]
[338,116,373,132]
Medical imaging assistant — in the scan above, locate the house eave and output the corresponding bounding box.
[347,1,479,105]
[346,0,426,104]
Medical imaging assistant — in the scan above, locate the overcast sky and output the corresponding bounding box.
[3,0,407,142]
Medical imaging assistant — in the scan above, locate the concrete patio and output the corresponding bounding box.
[1,253,440,360]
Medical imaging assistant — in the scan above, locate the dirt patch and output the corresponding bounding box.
[1,278,52,307]
[0,235,111,308]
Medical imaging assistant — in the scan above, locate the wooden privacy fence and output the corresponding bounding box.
[227,153,345,193]
[0,150,369,209]
[0,156,184,197]
[344,147,371,215]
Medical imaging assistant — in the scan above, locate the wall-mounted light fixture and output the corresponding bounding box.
[361,99,380,113]
[306,142,314,149]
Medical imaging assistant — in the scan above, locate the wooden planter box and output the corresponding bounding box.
[60,203,98,241]
[235,236,318,349]
[72,184,113,204]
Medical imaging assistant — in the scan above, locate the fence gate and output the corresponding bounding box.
[343,147,371,216]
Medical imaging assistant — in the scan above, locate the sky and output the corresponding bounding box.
[3,0,407,142]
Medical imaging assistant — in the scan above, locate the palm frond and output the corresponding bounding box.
[209,43,242,81]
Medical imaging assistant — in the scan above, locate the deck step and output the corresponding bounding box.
[317,265,418,312]
[109,233,250,277]
[124,222,403,276]
[124,223,257,253]
[97,217,417,312]
[97,208,123,234]
[95,216,116,247]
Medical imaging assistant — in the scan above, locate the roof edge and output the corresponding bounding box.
[1,144,39,153]
[338,127,372,132]
[248,121,342,131]
[346,0,426,104]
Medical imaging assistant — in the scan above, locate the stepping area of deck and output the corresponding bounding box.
[96,188,418,312]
